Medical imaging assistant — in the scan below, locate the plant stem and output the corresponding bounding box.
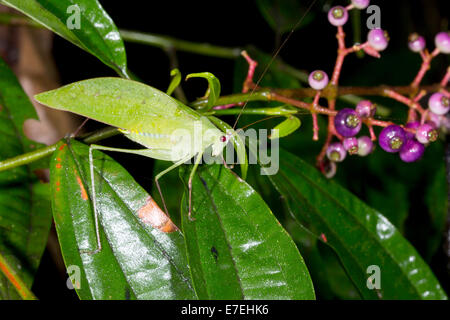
[0,253,37,300]
[206,107,297,116]
[0,127,121,173]
[119,29,241,59]
[0,144,57,173]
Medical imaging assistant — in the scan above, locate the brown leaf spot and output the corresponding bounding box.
[137,197,178,233]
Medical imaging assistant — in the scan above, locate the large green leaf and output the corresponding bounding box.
[0,57,51,299]
[180,164,315,299]
[1,0,129,77]
[50,140,197,300]
[268,149,447,300]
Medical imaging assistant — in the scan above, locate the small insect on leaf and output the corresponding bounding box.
[269,115,301,139]
[186,72,221,111]
[166,68,182,96]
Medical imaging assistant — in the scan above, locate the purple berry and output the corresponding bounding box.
[399,139,425,163]
[428,92,450,115]
[326,142,347,162]
[357,136,374,157]
[334,108,362,137]
[308,70,329,90]
[415,123,438,144]
[351,0,370,9]
[408,33,426,52]
[435,32,450,54]
[368,29,390,51]
[378,125,406,153]
[355,100,376,118]
[328,6,348,27]
[343,137,359,155]
[404,121,420,140]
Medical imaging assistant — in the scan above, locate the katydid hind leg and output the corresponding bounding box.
[83,144,174,254]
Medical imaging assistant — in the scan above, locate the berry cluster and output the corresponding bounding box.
[303,0,450,177]
[223,0,448,178]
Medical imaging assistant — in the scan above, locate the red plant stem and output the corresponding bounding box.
[311,91,321,140]
[384,89,425,114]
[367,124,376,141]
[331,27,347,86]
[312,113,319,141]
[411,48,440,88]
[242,50,258,93]
[441,67,450,87]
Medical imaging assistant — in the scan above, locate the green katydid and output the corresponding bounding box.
[35,76,248,253]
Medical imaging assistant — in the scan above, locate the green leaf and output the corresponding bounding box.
[186,72,221,111]
[255,0,315,34]
[286,219,361,300]
[1,0,129,77]
[180,165,315,299]
[269,116,301,140]
[0,57,51,299]
[425,161,448,260]
[167,68,182,96]
[267,149,448,300]
[50,140,197,300]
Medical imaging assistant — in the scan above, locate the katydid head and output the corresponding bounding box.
[211,134,229,157]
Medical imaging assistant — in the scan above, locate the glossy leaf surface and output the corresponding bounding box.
[181,165,315,299]
[268,149,447,300]
[50,140,197,300]
[1,0,129,77]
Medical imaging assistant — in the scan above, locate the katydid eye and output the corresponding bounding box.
[220,136,227,142]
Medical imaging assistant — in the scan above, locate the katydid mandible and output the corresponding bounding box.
[35,77,238,253]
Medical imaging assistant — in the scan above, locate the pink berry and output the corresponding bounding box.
[326,142,347,162]
[428,92,450,115]
[415,123,438,144]
[328,6,348,27]
[357,136,374,157]
[351,0,370,9]
[435,32,450,54]
[368,29,390,51]
[343,137,359,155]
[355,100,376,118]
[427,112,441,128]
[308,70,329,90]
[408,33,426,52]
